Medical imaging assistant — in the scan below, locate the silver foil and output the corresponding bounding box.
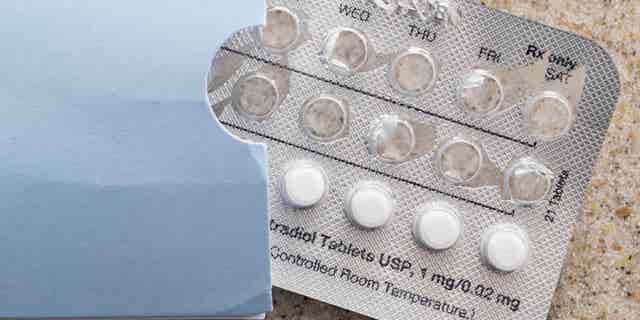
[207,1,620,319]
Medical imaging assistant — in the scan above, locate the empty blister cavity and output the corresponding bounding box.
[321,27,369,75]
[280,160,329,208]
[525,91,575,140]
[368,115,415,163]
[481,224,530,273]
[262,6,300,52]
[321,27,389,75]
[300,94,350,142]
[460,69,504,115]
[437,137,481,183]
[232,73,279,120]
[208,26,294,119]
[231,64,290,121]
[435,136,501,187]
[262,6,309,53]
[459,60,545,118]
[503,157,554,206]
[389,47,438,95]
[367,115,436,163]
[523,61,586,141]
[345,181,394,229]
[413,201,462,250]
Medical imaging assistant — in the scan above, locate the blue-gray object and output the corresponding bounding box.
[0,0,271,318]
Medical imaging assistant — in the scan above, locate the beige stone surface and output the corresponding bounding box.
[269,1,640,319]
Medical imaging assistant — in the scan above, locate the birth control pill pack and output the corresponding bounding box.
[206,1,620,319]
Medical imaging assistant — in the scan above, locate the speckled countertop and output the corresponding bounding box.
[268,1,640,319]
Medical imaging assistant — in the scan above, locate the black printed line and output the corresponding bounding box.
[221,121,515,216]
[221,46,537,148]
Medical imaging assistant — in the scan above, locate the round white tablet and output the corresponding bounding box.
[345,182,394,229]
[481,224,530,272]
[280,161,328,208]
[413,202,461,250]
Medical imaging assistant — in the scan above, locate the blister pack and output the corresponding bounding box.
[207,1,620,319]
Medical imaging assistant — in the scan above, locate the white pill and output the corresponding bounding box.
[389,48,437,95]
[413,202,461,250]
[280,161,328,208]
[232,73,279,120]
[481,224,530,272]
[262,7,300,52]
[460,69,503,115]
[322,28,369,75]
[345,182,394,229]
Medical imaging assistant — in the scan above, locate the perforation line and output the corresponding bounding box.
[221,121,516,216]
[221,46,537,148]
